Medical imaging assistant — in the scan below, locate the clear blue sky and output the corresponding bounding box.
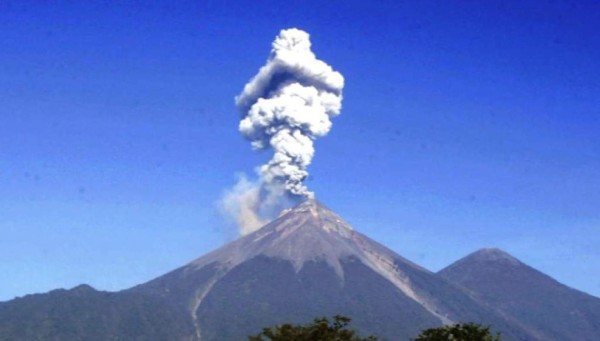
[1,0,599,301]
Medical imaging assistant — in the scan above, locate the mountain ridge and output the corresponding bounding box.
[1,199,598,340]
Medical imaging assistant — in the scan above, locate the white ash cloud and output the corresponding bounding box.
[236,28,344,197]
[222,28,344,235]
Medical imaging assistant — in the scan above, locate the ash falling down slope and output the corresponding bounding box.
[1,199,600,340]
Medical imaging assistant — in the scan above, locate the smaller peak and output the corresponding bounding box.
[471,248,520,264]
[440,248,522,275]
[479,247,507,254]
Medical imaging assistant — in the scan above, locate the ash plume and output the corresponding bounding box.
[221,28,345,235]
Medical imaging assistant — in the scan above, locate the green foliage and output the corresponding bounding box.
[248,315,377,341]
[413,322,501,341]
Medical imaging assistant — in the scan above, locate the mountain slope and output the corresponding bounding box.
[132,199,532,340]
[438,248,600,341]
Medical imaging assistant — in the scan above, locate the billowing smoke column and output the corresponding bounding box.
[237,28,345,197]
[221,28,345,235]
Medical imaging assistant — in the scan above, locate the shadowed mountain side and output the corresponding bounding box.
[438,248,600,341]
[0,284,195,341]
[194,256,439,340]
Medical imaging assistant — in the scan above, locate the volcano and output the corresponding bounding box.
[1,199,599,340]
[128,199,531,340]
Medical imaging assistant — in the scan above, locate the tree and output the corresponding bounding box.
[248,315,377,341]
[413,322,501,341]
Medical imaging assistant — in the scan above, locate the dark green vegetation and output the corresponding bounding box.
[248,315,377,341]
[414,323,501,341]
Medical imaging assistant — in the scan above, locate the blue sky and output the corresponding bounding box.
[1,0,599,301]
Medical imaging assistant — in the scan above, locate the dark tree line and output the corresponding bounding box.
[249,315,500,341]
